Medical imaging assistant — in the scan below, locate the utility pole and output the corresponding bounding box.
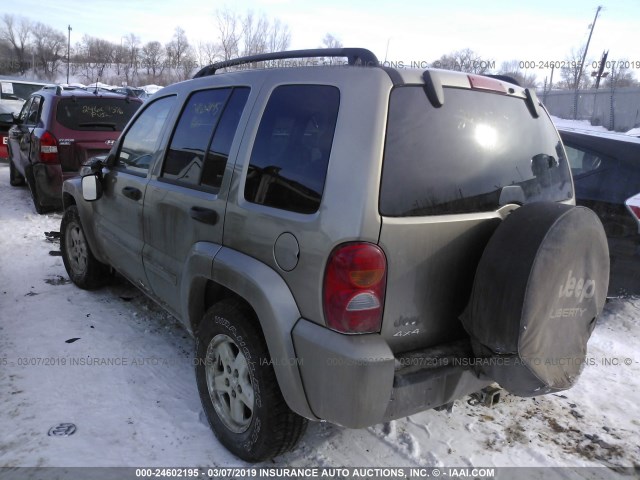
[575,5,602,90]
[67,25,72,84]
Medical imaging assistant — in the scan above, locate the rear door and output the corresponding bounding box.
[92,95,176,289]
[378,83,574,353]
[142,87,251,315]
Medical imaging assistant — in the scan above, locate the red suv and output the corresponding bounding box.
[5,85,142,213]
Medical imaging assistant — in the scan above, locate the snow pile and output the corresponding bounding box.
[551,116,610,133]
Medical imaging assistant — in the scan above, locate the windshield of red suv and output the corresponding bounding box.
[380,86,573,216]
[56,97,141,131]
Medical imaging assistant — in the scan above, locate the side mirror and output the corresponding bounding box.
[81,174,103,201]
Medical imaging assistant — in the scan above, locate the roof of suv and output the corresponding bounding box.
[190,47,532,107]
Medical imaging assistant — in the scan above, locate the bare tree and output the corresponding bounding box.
[216,8,241,61]
[112,43,125,76]
[433,48,493,74]
[267,19,290,52]
[559,45,592,90]
[31,22,66,80]
[123,33,141,84]
[604,60,639,89]
[198,41,220,66]
[214,8,290,63]
[1,14,32,74]
[165,27,190,69]
[176,46,196,81]
[498,60,538,89]
[242,12,269,56]
[76,34,115,83]
[141,40,166,80]
[320,33,342,49]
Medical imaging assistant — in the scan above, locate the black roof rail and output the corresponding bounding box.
[193,48,379,78]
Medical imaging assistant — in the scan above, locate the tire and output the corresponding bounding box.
[9,159,25,186]
[195,299,307,462]
[60,205,109,289]
[460,202,609,396]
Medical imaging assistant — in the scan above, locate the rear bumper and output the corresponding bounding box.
[32,163,77,209]
[292,319,488,428]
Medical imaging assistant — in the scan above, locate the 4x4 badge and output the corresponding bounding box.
[105,139,115,145]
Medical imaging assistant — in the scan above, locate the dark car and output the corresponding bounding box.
[110,86,149,100]
[5,85,142,213]
[0,78,48,159]
[558,127,640,295]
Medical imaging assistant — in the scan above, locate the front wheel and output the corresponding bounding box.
[60,205,109,289]
[195,299,307,462]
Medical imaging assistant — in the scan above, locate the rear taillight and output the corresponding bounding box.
[40,130,59,164]
[323,243,387,334]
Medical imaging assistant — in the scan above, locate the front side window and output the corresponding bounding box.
[162,87,250,190]
[115,96,175,175]
[18,97,34,123]
[26,96,42,124]
[244,85,339,214]
[163,89,231,186]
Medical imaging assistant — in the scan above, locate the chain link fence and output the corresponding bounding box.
[538,87,640,132]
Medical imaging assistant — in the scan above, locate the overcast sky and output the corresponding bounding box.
[3,0,639,83]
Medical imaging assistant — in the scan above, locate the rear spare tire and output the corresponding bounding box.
[461,202,609,396]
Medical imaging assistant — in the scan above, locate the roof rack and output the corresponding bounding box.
[41,84,86,95]
[193,48,379,78]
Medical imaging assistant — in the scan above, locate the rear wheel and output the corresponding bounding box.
[195,299,307,462]
[61,205,109,289]
[9,159,25,186]
[25,167,48,214]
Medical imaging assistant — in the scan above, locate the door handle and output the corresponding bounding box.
[190,206,219,225]
[122,186,142,201]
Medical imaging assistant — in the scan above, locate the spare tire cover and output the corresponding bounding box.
[460,202,609,396]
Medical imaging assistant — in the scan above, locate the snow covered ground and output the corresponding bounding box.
[1,161,639,476]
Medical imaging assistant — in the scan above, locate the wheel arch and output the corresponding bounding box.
[182,245,316,421]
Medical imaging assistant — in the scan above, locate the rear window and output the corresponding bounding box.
[56,97,141,131]
[380,86,573,216]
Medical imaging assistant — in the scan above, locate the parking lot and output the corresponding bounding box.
[1,160,639,472]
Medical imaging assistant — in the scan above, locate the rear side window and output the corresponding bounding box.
[56,97,141,131]
[162,87,249,191]
[244,85,339,214]
[380,86,573,216]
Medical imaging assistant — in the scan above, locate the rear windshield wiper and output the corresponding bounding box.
[77,122,117,131]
